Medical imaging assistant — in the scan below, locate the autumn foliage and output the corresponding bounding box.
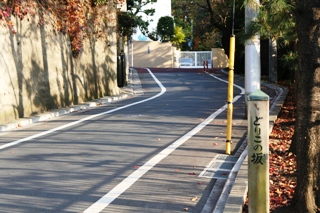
[0,0,116,57]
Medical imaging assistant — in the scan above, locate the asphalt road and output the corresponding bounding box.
[0,68,247,213]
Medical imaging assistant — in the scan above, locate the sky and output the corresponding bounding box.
[132,0,172,41]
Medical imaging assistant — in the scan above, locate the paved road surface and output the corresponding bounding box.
[0,68,247,213]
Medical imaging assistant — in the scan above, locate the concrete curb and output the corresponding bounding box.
[0,68,144,133]
[219,83,289,213]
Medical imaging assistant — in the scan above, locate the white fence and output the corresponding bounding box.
[178,51,212,68]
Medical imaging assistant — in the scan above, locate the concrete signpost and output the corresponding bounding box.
[247,90,270,213]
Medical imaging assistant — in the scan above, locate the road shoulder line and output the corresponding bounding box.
[0,68,143,133]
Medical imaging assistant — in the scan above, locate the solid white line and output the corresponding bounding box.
[205,71,245,95]
[0,68,166,151]
[84,71,245,213]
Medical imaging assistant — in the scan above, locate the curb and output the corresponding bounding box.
[0,68,143,133]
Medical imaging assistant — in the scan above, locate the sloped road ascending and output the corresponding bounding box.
[0,68,246,213]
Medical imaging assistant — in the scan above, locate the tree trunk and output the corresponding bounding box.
[294,0,320,212]
[269,38,277,83]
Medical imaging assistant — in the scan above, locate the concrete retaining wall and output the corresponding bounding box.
[0,6,118,125]
[129,41,174,68]
[212,48,229,68]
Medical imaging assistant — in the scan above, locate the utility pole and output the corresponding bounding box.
[245,0,261,105]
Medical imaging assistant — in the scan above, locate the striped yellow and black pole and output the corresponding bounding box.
[226,34,235,155]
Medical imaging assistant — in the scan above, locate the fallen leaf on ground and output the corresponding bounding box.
[190,196,198,201]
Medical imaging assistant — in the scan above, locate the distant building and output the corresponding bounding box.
[132,0,172,41]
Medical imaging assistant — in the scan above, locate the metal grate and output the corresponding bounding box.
[201,170,231,179]
[199,154,238,179]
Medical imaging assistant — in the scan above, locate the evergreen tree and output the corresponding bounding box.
[157,16,174,42]
[243,0,296,81]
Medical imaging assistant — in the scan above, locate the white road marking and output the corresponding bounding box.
[0,68,166,151]
[206,72,245,95]
[84,71,245,213]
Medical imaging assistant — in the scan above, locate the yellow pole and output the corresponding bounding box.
[226,35,235,155]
